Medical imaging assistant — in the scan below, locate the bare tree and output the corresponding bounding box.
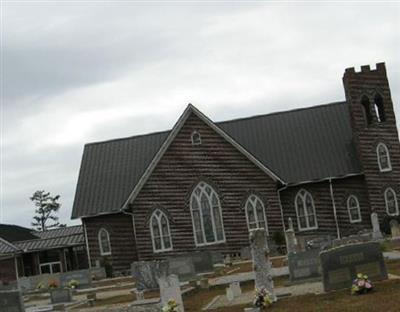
[30,190,66,231]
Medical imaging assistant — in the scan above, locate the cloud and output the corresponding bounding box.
[2,2,399,227]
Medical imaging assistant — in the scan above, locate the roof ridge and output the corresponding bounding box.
[216,101,346,125]
[83,101,346,147]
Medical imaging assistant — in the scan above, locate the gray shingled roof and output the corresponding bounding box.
[72,102,361,219]
[0,238,20,256]
[14,225,84,253]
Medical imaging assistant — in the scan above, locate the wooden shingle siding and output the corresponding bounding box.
[131,113,282,261]
[83,213,138,272]
[343,64,400,222]
[281,176,372,239]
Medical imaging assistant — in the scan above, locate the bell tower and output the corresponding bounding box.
[343,63,400,221]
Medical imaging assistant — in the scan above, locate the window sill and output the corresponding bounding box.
[349,219,362,224]
[195,240,226,247]
[100,252,112,256]
[297,226,319,232]
[153,248,173,254]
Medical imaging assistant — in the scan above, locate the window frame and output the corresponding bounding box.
[191,130,202,146]
[149,209,173,253]
[347,195,362,223]
[244,194,269,234]
[190,182,226,247]
[385,188,399,216]
[98,228,112,256]
[377,143,392,172]
[294,189,318,231]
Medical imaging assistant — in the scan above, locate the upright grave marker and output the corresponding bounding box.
[288,249,321,283]
[249,228,276,301]
[159,274,184,312]
[371,212,383,240]
[0,289,25,312]
[285,218,298,255]
[320,242,388,292]
[390,220,400,239]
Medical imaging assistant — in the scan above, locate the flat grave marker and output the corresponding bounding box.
[0,289,25,312]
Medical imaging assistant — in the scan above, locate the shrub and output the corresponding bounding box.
[48,280,59,289]
[162,298,179,312]
[68,279,80,289]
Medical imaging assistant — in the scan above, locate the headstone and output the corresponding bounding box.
[285,218,298,254]
[224,254,232,266]
[17,277,32,293]
[240,247,252,260]
[249,228,276,301]
[131,261,167,290]
[390,220,400,239]
[226,281,242,301]
[0,289,25,312]
[60,269,92,288]
[133,288,145,301]
[288,249,321,282]
[210,252,224,264]
[167,257,196,282]
[158,274,184,312]
[50,288,72,304]
[190,251,214,273]
[90,267,107,280]
[305,236,332,250]
[371,212,383,240]
[333,233,372,247]
[320,242,388,292]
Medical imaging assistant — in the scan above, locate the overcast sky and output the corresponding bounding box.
[1,2,399,228]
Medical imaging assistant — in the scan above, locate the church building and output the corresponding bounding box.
[71,63,400,273]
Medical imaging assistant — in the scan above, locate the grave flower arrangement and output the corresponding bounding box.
[68,279,80,289]
[351,273,373,295]
[48,280,59,289]
[253,287,273,310]
[162,298,179,312]
[36,282,45,290]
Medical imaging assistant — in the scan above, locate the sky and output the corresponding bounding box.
[1,1,399,228]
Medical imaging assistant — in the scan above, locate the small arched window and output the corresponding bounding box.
[374,94,386,123]
[98,228,111,256]
[245,195,268,232]
[361,95,372,126]
[377,143,392,172]
[191,131,201,145]
[295,189,318,231]
[190,182,225,246]
[150,209,172,252]
[347,195,361,223]
[385,188,399,216]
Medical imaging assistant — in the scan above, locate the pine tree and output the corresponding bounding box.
[30,190,66,231]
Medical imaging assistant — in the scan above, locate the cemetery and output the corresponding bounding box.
[1,223,400,312]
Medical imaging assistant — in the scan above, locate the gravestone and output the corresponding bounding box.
[167,257,196,282]
[210,252,224,265]
[288,249,321,283]
[371,212,383,240]
[0,289,25,312]
[60,269,92,288]
[249,228,276,301]
[131,261,167,290]
[240,246,252,260]
[158,274,184,312]
[320,242,388,292]
[17,277,31,293]
[285,218,298,254]
[90,267,107,280]
[226,281,242,301]
[190,251,214,273]
[50,288,72,304]
[390,220,400,239]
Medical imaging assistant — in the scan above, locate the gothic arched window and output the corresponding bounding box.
[347,195,362,223]
[190,182,225,246]
[374,94,386,123]
[245,195,268,232]
[295,189,318,231]
[377,143,392,172]
[385,188,399,216]
[98,228,111,256]
[361,95,372,126]
[150,209,172,252]
[191,131,202,145]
